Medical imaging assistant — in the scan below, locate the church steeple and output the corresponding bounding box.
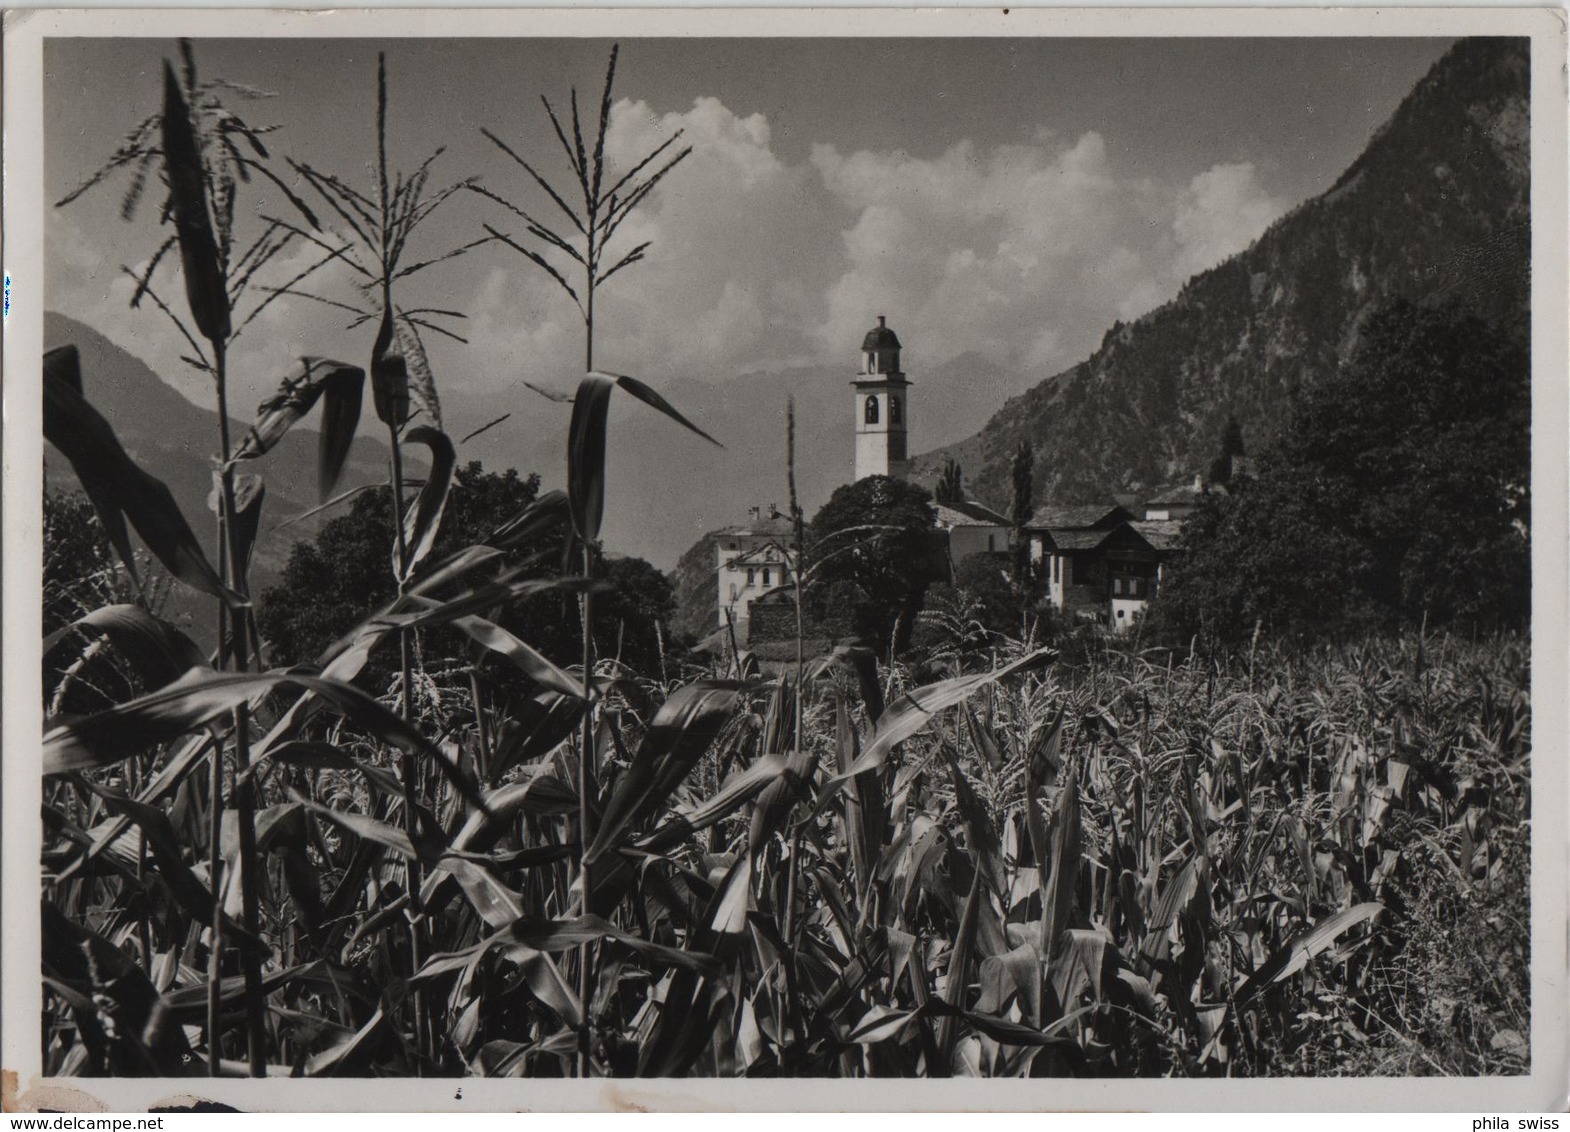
[860,315,902,376]
[852,315,911,481]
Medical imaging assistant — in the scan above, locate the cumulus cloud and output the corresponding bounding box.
[52,95,1293,407]
[1171,162,1288,280]
[808,133,1289,376]
[47,207,370,414]
[463,94,840,391]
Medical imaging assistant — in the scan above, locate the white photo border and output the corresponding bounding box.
[3,5,1565,1112]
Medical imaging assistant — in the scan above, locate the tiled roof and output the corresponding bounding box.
[1130,519,1185,551]
[715,514,796,539]
[724,543,793,567]
[935,499,1010,527]
[1146,482,1227,507]
[1027,503,1131,530]
[1043,529,1111,552]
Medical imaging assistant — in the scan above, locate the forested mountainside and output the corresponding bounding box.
[917,37,1529,510]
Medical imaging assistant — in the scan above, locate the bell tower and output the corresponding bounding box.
[852,315,910,481]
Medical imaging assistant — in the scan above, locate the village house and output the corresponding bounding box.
[934,498,1012,566]
[1025,483,1202,632]
[1026,503,1135,617]
[1142,473,1220,521]
[714,506,796,638]
[712,314,1200,645]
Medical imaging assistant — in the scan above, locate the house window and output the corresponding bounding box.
[762,568,771,586]
[746,568,755,584]
[865,395,879,424]
[890,397,903,425]
[988,534,995,552]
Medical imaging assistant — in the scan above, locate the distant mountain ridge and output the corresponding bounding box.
[915,37,1530,512]
[440,347,1034,571]
[44,311,391,598]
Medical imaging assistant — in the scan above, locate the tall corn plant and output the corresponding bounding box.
[473,42,705,1075]
[262,51,482,1063]
[54,41,360,1077]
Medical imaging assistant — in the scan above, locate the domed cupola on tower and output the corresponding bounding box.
[860,315,903,376]
[852,315,911,482]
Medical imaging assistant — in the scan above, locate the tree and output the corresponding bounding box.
[1009,440,1035,593]
[935,457,964,504]
[43,491,123,637]
[1155,300,1528,645]
[595,555,677,673]
[257,461,678,683]
[1207,415,1246,487]
[808,475,941,653]
[951,551,1018,633]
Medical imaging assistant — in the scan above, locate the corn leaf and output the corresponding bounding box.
[45,669,484,810]
[1041,767,1082,971]
[305,1006,390,1077]
[1235,902,1385,1006]
[488,692,585,783]
[437,610,584,700]
[393,426,455,581]
[317,364,365,502]
[160,61,230,343]
[567,371,719,543]
[44,345,244,609]
[77,780,268,957]
[749,743,816,859]
[394,313,442,431]
[819,649,1053,807]
[232,357,363,464]
[637,752,788,855]
[422,914,720,976]
[486,487,570,550]
[946,746,1006,898]
[43,603,207,690]
[585,682,740,864]
[230,472,265,583]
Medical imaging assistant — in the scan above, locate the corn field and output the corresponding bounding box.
[38,40,1531,1080]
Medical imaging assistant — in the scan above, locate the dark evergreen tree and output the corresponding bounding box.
[1208,415,1247,486]
[935,457,965,504]
[1009,440,1035,593]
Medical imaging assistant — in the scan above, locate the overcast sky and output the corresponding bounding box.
[46,36,1452,415]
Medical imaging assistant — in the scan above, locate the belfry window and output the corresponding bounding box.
[865,395,879,424]
[889,397,902,425]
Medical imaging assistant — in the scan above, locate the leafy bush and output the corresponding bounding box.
[1154,300,1529,647]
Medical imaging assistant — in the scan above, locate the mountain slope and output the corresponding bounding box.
[917,37,1530,511]
[441,349,1031,571]
[43,311,392,592]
